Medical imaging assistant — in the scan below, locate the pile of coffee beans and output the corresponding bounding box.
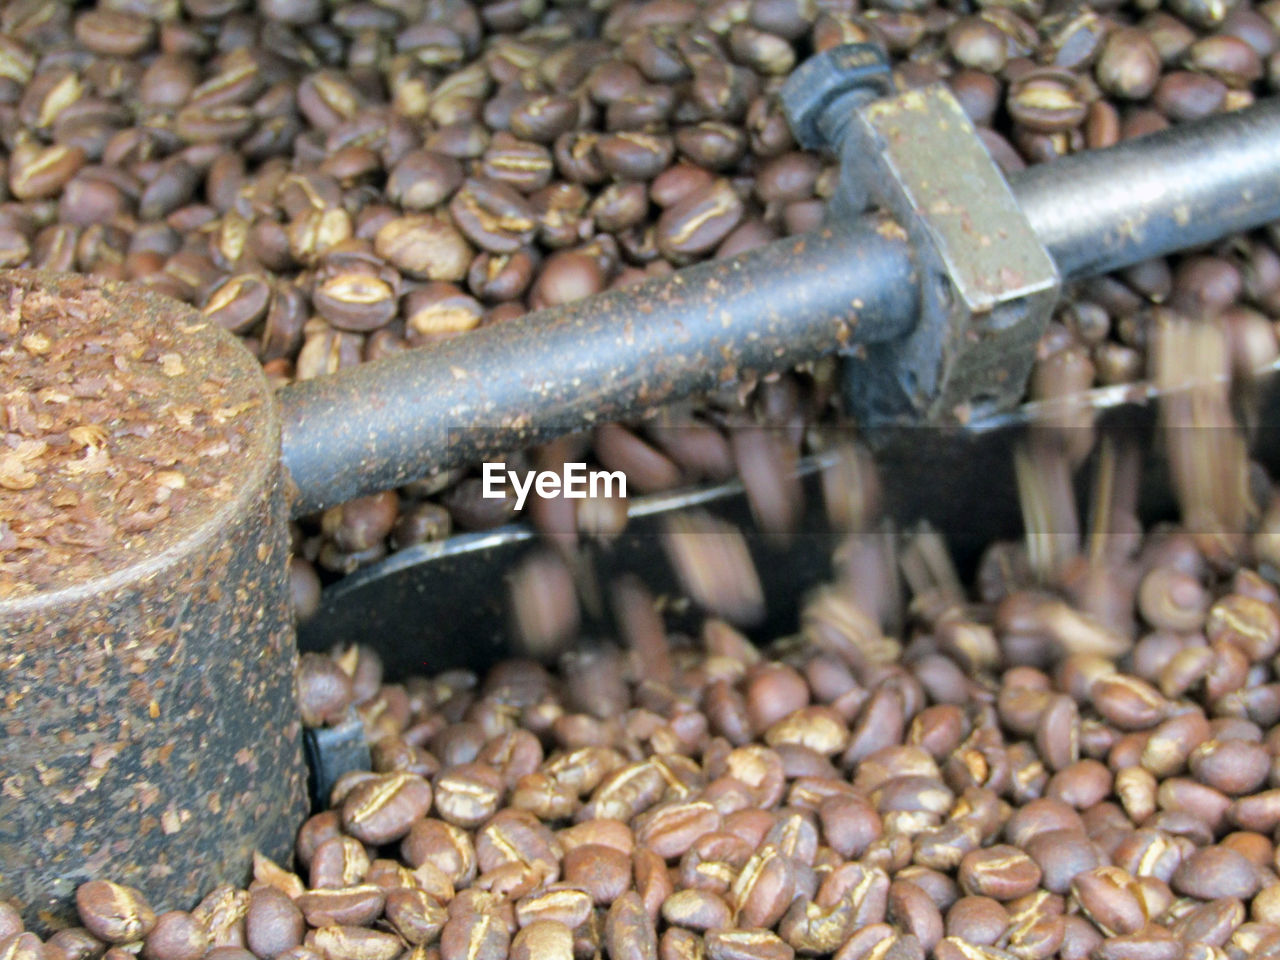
[4,0,1280,587]
[10,488,1280,960]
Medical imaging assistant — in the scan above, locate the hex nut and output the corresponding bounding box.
[780,43,895,150]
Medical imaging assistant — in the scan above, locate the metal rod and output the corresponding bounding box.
[281,98,1280,517]
[281,219,917,516]
[1010,98,1280,279]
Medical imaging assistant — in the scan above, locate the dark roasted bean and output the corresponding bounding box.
[245,888,305,959]
[76,881,157,944]
[959,846,1043,901]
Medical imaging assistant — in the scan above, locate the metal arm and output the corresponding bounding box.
[281,97,1280,517]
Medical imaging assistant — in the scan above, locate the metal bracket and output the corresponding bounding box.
[841,86,1061,426]
[303,712,371,808]
[782,48,1062,427]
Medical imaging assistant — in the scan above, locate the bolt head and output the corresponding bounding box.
[780,43,894,151]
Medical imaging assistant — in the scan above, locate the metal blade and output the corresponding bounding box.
[297,363,1280,672]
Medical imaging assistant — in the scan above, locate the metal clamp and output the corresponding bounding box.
[303,712,371,808]
[781,45,1062,427]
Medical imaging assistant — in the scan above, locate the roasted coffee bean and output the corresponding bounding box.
[1008,69,1088,133]
[438,910,509,960]
[564,844,632,906]
[945,896,1009,946]
[2,933,53,960]
[606,892,658,960]
[450,177,537,254]
[405,284,485,341]
[143,912,207,960]
[295,887,385,930]
[1154,70,1228,120]
[959,846,1043,901]
[1173,846,1262,899]
[76,881,157,944]
[202,273,271,334]
[704,928,794,960]
[529,250,606,308]
[340,772,433,844]
[245,888,305,959]
[1189,739,1271,795]
[1024,829,1104,894]
[661,890,732,932]
[382,889,446,945]
[656,178,744,262]
[1187,34,1264,87]
[374,215,472,282]
[1096,29,1162,99]
[595,132,674,181]
[1072,867,1146,936]
[511,920,573,960]
[433,763,504,828]
[9,142,85,200]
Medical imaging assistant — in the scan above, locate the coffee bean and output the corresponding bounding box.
[1096,29,1162,98]
[203,273,272,334]
[563,844,632,906]
[634,801,722,860]
[656,178,744,262]
[945,896,1009,945]
[1,933,51,960]
[1187,34,1264,86]
[511,920,573,960]
[1189,739,1271,795]
[606,892,658,960]
[1046,760,1113,809]
[1008,69,1088,133]
[9,142,85,200]
[1071,867,1146,935]
[959,846,1043,901]
[1153,70,1228,120]
[340,772,433,844]
[1090,926,1182,960]
[143,913,206,960]
[1171,897,1246,945]
[45,928,105,960]
[1024,829,1104,894]
[374,215,472,282]
[704,928,794,960]
[245,888,304,960]
[76,881,157,944]
[75,10,154,56]
[382,889,446,945]
[660,890,731,932]
[1173,846,1263,899]
[450,177,537,254]
[888,881,943,953]
[596,132,676,181]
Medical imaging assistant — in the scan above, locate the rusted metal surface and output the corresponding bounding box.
[835,82,1061,426]
[280,220,918,516]
[0,272,306,930]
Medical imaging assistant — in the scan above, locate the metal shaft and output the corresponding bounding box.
[282,98,1280,517]
[1011,98,1280,278]
[282,219,917,515]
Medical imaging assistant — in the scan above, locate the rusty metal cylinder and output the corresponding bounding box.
[0,272,306,928]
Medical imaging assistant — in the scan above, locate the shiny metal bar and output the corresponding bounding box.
[1012,98,1280,279]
